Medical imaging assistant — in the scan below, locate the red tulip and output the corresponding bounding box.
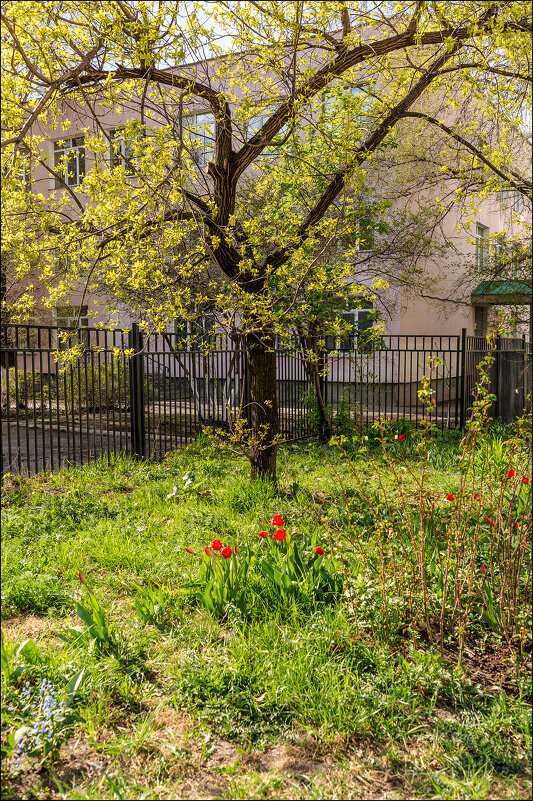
[431,502,435,509]
[473,494,481,500]
[185,547,194,554]
[523,477,530,485]
[78,571,86,585]
[271,515,284,527]
[506,469,515,478]
[446,494,455,502]
[480,564,487,575]
[211,539,222,551]
[273,528,287,541]
[258,530,269,538]
[204,546,213,556]
[221,546,232,559]
[398,434,405,441]
[315,546,325,555]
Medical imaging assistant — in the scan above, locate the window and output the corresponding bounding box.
[335,198,377,253]
[475,223,489,271]
[498,189,525,215]
[55,305,89,349]
[21,158,31,191]
[184,113,215,167]
[53,137,85,187]
[247,106,289,158]
[321,85,371,140]
[56,305,89,329]
[13,147,31,192]
[172,314,218,350]
[110,127,137,174]
[474,306,488,337]
[326,305,374,351]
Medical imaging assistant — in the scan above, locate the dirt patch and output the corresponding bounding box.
[442,638,532,695]
[52,740,113,785]
[1,615,56,643]
[142,696,194,747]
[2,738,113,800]
[247,742,325,775]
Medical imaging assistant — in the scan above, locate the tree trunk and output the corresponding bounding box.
[245,329,279,481]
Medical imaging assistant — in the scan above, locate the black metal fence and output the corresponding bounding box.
[464,334,532,424]
[1,324,531,476]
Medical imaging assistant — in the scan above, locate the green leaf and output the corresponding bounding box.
[1,640,11,680]
[66,668,85,706]
[15,639,42,665]
[76,603,96,629]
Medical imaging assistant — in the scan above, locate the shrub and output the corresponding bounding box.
[329,330,532,660]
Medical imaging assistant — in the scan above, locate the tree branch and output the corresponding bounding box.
[231,10,509,179]
[401,111,533,195]
[264,33,469,272]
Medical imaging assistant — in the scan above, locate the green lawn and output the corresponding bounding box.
[1,430,531,800]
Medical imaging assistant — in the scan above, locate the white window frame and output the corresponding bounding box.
[110,127,137,174]
[247,105,290,159]
[326,307,374,352]
[55,305,89,349]
[53,136,85,187]
[475,223,489,271]
[184,112,215,167]
[499,188,525,215]
[321,84,371,139]
[172,313,219,351]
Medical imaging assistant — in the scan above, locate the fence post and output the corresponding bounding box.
[129,323,145,459]
[494,335,501,420]
[459,328,467,429]
[242,338,251,430]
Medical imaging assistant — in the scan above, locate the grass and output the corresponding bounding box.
[1,431,531,800]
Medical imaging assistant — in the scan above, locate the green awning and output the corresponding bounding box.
[472,280,533,305]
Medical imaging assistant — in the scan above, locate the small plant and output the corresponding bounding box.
[58,573,115,655]
[183,516,344,621]
[1,638,43,684]
[190,541,252,620]
[134,582,165,625]
[258,517,343,606]
[10,673,84,769]
[329,328,532,659]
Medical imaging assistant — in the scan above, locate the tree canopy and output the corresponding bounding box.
[1,0,532,478]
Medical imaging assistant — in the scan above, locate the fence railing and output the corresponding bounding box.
[1,324,531,475]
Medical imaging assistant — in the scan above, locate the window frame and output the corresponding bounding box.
[172,313,220,351]
[325,306,374,352]
[53,136,85,188]
[475,223,490,271]
[183,112,215,167]
[55,304,90,349]
[110,127,138,174]
[499,189,525,214]
[246,104,291,159]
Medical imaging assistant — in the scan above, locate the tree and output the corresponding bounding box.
[2,1,532,479]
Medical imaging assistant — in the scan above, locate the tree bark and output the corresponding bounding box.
[244,329,279,481]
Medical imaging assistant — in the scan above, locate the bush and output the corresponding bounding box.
[329,333,532,657]
[1,369,49,411]
[1,360,130,413]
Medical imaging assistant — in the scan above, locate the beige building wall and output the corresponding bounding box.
[13,62,533,339]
